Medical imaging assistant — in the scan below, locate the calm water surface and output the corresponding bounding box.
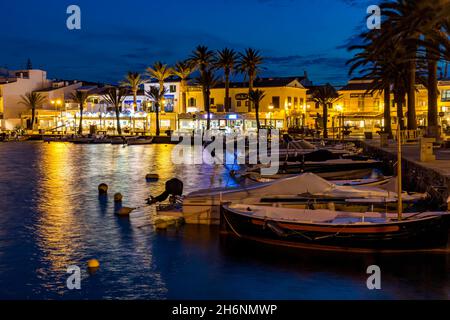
[0,142,449,300]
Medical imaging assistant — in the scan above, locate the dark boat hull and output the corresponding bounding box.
[278,161,382,175]
[221,206,450,251]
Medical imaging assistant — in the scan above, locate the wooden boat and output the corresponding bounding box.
[221,204,450,251]
[127,136,154,145]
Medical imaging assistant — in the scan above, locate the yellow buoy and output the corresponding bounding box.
[145,174,159,181]
[114,193,123,203]
[98,183,108,195]
[87,259,100,269]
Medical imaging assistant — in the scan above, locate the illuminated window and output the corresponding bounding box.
[442,90,450,102]
[160,120,171,127]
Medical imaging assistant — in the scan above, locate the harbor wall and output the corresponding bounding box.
[358,140,450,208]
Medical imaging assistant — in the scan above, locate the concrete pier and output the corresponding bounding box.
[360,139,450,206]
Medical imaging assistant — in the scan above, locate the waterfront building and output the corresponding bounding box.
[0,69,51,130]
[179,76,309,133]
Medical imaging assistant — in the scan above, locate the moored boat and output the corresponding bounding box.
[221,204,450,251]
[156,173,427,225]
[127,136,154,145]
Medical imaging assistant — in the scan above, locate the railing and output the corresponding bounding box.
[396,129,424,143]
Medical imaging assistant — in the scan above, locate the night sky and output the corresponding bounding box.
[0,0,374,85]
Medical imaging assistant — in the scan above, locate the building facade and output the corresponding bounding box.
[0,69,51,130]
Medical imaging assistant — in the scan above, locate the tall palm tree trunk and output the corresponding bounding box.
[133,90,138,112]
[248,75,254,112]
[224,71,230,112]
[427,42,439,139]
[155,103,160,136]
[78,107,83,135]
[205,90,211,130]
[181,80,187,114]
[323,103,328,139]
[395,92,405,131]
[407,61,417,130]
[383,85,393,138]
[31,107,36,131]
[115,106,122,135]
[255,102,260,130]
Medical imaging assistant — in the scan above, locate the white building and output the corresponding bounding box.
[0,69,51,130]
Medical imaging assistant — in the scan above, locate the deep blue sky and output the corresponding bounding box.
[0,0,374,85]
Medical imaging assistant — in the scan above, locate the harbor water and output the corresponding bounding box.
[0,142,449,299]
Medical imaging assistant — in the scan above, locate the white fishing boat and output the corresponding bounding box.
[156,173,426,225]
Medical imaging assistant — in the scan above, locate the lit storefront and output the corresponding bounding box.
[178,112,284,134]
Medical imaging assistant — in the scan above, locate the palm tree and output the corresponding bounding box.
[378,0,450,137]
[194,68,219,130]
[173,60,195,114]
[19,92,46,130]
[145,86,168,136]
[237,48,264,112]
[69,90,89,135]
[215,48,238,112]
[188,46,216,121]
[146,61,173,96]
[248,89,265,130]
[103,87,127,135]
[347,29,411,138]
[311,84,340,139]
[121,72,143,112]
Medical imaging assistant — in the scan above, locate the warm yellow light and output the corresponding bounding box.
[57,99,62,105]
[51,100,55,104]
[268,104,274,110]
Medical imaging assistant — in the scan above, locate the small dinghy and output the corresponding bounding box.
[221,204,450,251]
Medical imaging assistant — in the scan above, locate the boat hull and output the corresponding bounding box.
[221,206,450,251]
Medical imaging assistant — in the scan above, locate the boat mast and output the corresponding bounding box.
[397,127,402,220]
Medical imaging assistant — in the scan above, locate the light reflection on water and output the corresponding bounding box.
[0,141,449,300]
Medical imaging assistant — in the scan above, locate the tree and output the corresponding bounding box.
[173,60,195,114]
[377,0,450,137]
[19,92,46,130]
[248,89,265,130]
[103,87,127,135]
[237,48,264,112]
[215,48,238,112]
[69,90,89,135]
[146,86,168,136]
[188,46,216,122]
[194,68,219,130]
[347,29,411,138]
[311,84,340,139]
[146,61,173,96]
[121,72,143,112]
